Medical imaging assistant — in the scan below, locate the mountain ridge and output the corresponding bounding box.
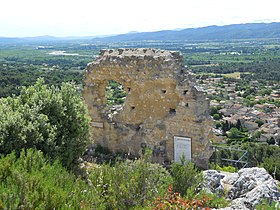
[1,22,280,44]
[93,22,280,42]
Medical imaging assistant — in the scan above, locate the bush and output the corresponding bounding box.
[171,157,203,197]
[88,150,172,209]
[261,150,280,180]
[216,165,236,173]
[152,185,211,209]
[0,79,91,168]
[213,113,221,120]
[152,186,229,209]
[0,149,102,209]
[0,150,232,209]
[255,198,279,210]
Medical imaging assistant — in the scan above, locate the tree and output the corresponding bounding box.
[227,127,242,139]
[255,119,264,127]
[0,78,91,168]
[222,120,230,133]
[171,156,203,197]
[236,119,242,130]
[210,106,218,116]
[213,113,221,120]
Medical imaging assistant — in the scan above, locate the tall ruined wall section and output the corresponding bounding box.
[83,48,214,168]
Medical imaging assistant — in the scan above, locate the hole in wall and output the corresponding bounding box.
[185,103,189,107]
[105,80,127,117]
[131,106,135,111]
[183,90,188,95]
[161,89,167,94]
[169,108,176,115]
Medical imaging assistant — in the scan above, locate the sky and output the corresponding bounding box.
[1,0,280,37]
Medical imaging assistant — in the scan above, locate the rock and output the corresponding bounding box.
[83,48,215,168]
[203,167,280,210]
[230,198,251,210]
[221,172,238,185]
[227,168,280,209]
[206,167,280,210]
[203,170,225,195]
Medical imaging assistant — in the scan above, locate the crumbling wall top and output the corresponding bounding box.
[97,48,183,62]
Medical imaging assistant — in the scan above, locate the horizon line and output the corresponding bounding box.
[0,21,279,39]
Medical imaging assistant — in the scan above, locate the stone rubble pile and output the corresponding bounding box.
[203,167,280,210]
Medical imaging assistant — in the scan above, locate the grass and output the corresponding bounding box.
[222,72,241,79]
[222,72,252,79]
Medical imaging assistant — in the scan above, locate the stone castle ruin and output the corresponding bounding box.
[83,48,214,168]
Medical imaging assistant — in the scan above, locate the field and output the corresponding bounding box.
[0,38,280,98]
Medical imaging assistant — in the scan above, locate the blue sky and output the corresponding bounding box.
[1,0,280,37]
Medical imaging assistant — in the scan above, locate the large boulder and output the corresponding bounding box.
[203,170,225,195]
[204,167,280,210]
[226,167,280,209]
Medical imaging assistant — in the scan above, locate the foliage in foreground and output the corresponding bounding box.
[211,143,280,180]
[0,149,230,209]
[153,185,229,210]
[0,149,171,209]
[171,156,203,197]
[0,79,91,168]
[255,198,280,210]
[88,150,172,209]
[0,149,100,209]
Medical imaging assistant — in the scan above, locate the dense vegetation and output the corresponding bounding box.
[185,39,280,82]
[0,37,279,209]
[1,38,280,99]
[0,148,230,209]
[0,62,83,97]
[0,79,91,168]
[0,44,97,97]
[0,80,229,209]
[209,105,280,180]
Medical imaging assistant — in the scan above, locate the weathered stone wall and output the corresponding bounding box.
[83,48,214,168]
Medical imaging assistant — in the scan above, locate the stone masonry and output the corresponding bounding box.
[83,48,214,168]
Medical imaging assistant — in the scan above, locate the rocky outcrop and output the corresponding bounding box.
[203,167,280,210]
[83,48,214,168]
[203,170,225,195]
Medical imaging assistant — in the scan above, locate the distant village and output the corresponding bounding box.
[197,76,280,144]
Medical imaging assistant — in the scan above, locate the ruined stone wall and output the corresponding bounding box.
[83,48,214,168]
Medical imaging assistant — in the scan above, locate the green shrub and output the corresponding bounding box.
[261,150,280,180]
[213,113,221,120]
[216,165,236,173]
[0,149,232,209]
[255,198,279,210]
[171,157,203,197]
[0,78,91,168]
[198,191,230,209]
[88,150,172,209]
[241,143,280,180]
[0,149,102,210]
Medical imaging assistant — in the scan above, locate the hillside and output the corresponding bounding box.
[1,22,280,44]
[93,22,280,42]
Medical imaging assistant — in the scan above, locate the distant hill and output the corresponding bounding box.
[93,22,280,42]
[0,35,99,45]
[1,22,280,44]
